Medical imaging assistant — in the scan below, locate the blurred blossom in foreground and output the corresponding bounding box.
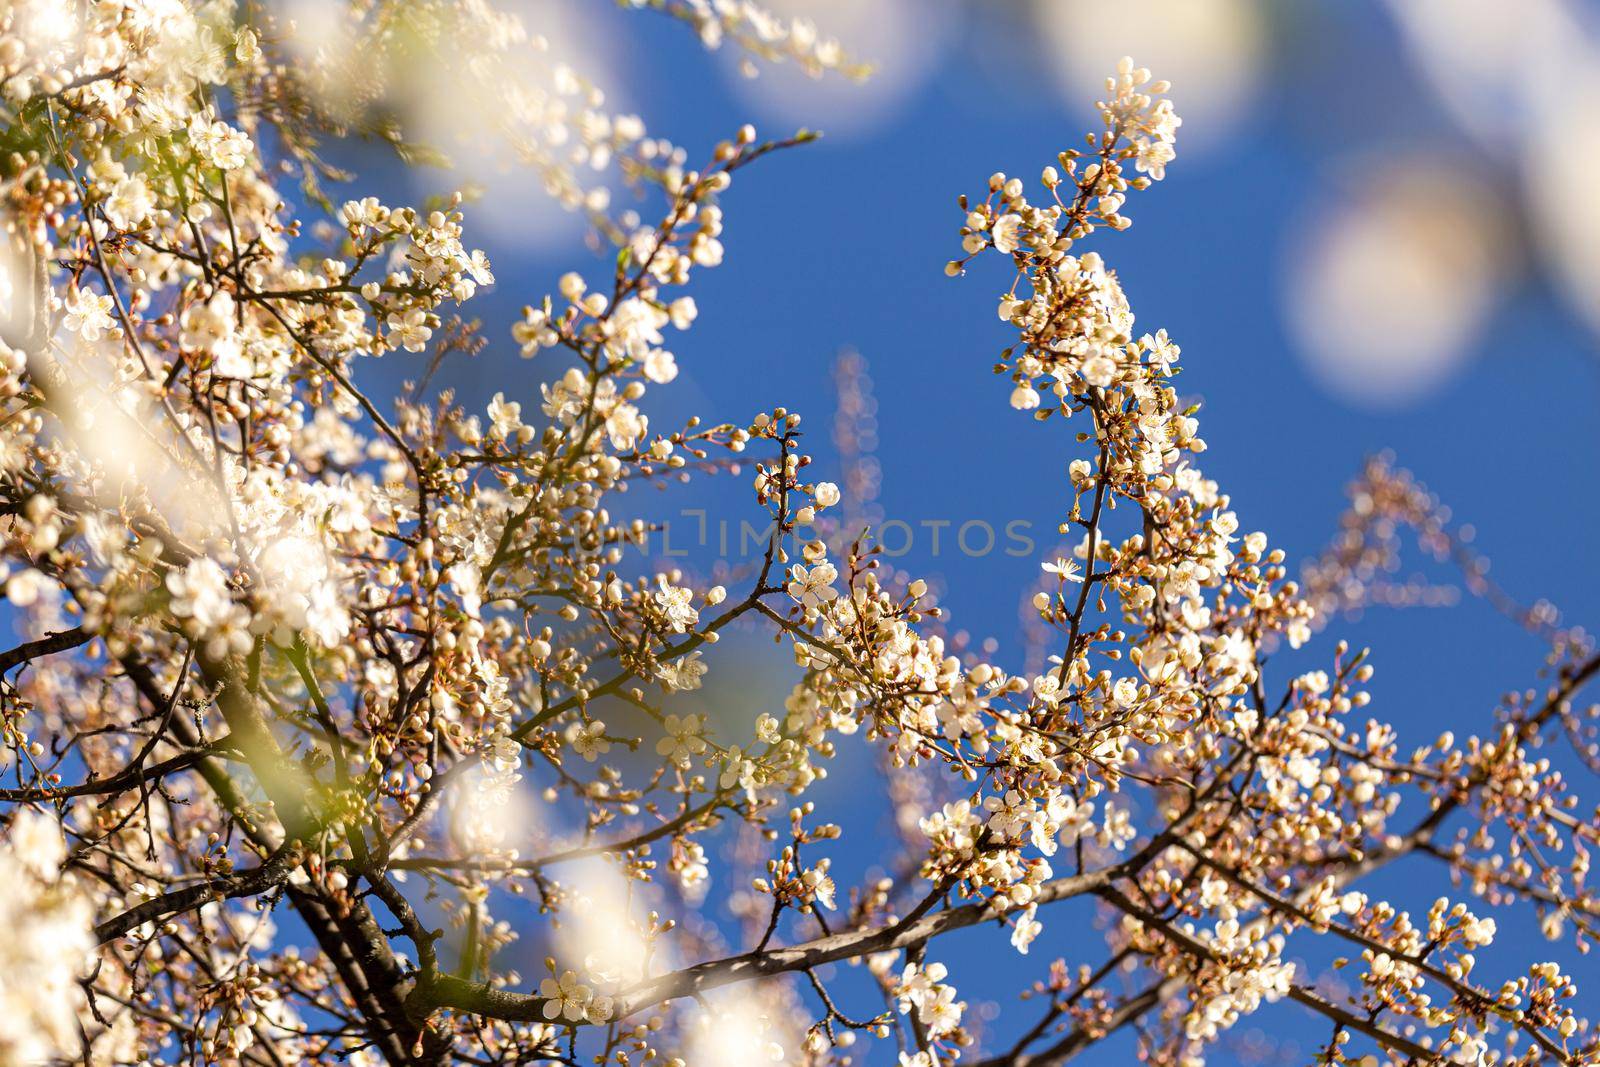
[718,0,953,138]
[52,336,226,542]
[0,810,93,1065]
[404,0,625,246]
[0,234,15,337]
[1382,0,1586,150]
[1030,0,1265,153]
[1286,159,1508,409]
[276,0,628,248]
[682,989,794,1066]
[450,765,536,855]
[1529,71,1600,338]
[555,857,662,986]
[1383,0,1600,339]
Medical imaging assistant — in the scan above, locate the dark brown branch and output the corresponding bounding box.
[0,742,229,802]
[970,977,1178,1067]
[94,843,302,944]
[408,866,1114,1025]
[0,625,91,673]
[1098,885,1447,1063]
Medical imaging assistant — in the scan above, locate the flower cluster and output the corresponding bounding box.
[636,0,872,81]
[897,961,968,1047]
[0,811,93,1064]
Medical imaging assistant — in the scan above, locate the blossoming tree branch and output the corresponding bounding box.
[0,2,1594,1066]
